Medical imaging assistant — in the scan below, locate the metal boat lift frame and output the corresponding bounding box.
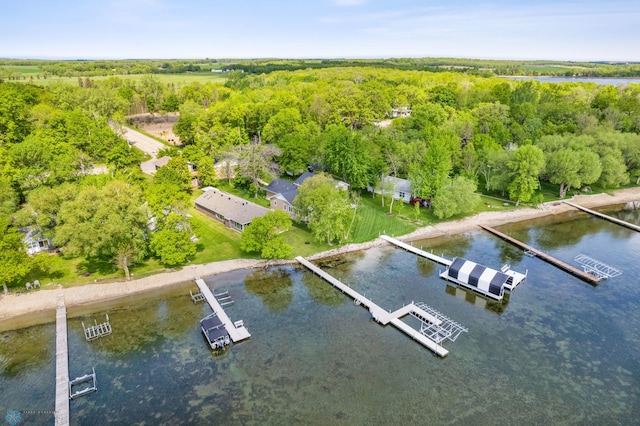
[412,302,468,345]
[574,254,622,279]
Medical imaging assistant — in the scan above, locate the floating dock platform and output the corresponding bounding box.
[439,257,527,300]
[195,279,250,344]
[296,256,467,357]
[564,201,640,233]
[55,296,70,426]
[380,234,452,266]
[479,225,601,284]
[381,235,526,297]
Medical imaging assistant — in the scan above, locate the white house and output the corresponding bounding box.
[368,176,412,203]
[21,227,54,255]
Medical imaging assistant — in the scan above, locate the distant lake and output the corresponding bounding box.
[504,76,640,85]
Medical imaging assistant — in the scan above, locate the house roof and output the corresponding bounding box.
[264,178,297,195]
[382,176,412,194]
[195,187,269,225]
[271,189,298,205]
[294,171,314,186]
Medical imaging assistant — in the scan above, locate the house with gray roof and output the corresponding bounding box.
[264,172,349,220]
[195,187,269,232]
[368,176,412,203]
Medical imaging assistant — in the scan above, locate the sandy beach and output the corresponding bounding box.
[2,187,640,330]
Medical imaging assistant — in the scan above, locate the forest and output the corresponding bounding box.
[2,57,640,80]
[1,63,640,291]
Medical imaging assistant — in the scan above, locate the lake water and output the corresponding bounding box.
[1,204,639,425]
[504,76,640,85]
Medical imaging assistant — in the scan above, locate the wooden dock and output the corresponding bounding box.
[296,256,451,357]
[55,295,70,426]
[195,279,251,343]
[380,235,452,266]
[479,225,601,284]
[564,201,640,232]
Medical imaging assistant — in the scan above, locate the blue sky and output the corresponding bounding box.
[2,0,639,61]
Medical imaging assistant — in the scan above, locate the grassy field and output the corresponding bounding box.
[1,65,42,74]
[188,206,256,264]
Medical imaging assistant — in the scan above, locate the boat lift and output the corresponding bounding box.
[82,315,112,341]
[574,254,622,280]
[69,368,97,399]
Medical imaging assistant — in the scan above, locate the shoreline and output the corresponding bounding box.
[2,187,640,330]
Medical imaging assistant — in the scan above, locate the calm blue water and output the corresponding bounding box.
[506,76,640,85]
[1,204,639,425]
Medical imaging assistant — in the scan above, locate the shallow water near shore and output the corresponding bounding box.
[1,205,639,425]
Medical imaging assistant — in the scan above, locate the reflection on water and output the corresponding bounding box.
[445,284,510,314]
[1,205,639,424]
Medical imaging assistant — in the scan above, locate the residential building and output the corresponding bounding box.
[21,227,54,255]
[264,172,349,219]
[368,176,412,203]
[195,187,269,232]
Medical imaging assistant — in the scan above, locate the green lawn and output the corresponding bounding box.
[188,206,257,264]
[1,65,42,74]
[349,193,422,242]
[283,222,332,256]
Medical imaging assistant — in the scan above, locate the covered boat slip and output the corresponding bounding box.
[200,313,230,350]
[440,257,514,301]
[195,278,250,343]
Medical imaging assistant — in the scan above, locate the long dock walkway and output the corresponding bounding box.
[296,256,449,357]
[195,279,250,342]
[380,235,452,266]
[564,201,640,232]
[55,295,70,426]
[479,225,601,284]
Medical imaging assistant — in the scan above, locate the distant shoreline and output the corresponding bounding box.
[2,187,640,331]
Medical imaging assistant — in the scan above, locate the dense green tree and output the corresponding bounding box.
[55,181,148,279]
[433,176,480,219]
[154,156,192,192]
[293,173,353,244]
[596,147,629,188]
[15,183,77,236]
[149,213,196,266]
[409,136,453,199]
[0,218,33,293]
[545,148,602,198]
[0,82,40,145]
[240,210,292,259]
[322,124,373,189]
[508,145,545,204]
[261,107,302,143]
[196,156,217,187]
[0,176,19,217]
[173,113,198,145]
[145,182,189,218]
